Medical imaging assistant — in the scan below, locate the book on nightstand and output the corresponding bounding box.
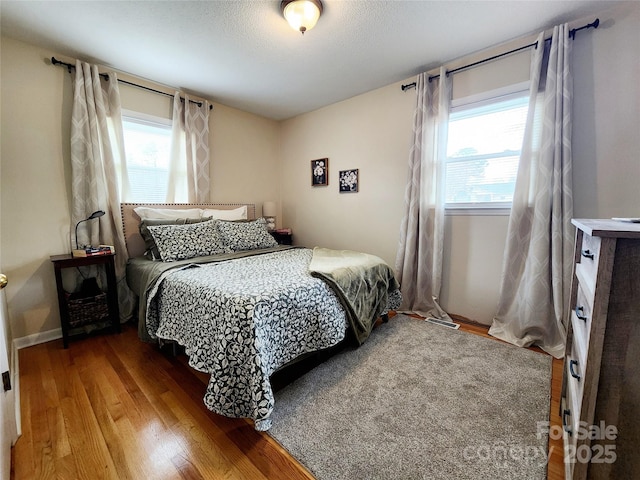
[72,245,115,257]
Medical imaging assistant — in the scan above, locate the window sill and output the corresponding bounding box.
[445,206,511,216]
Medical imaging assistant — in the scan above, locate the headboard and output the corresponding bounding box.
[120,202,257,258]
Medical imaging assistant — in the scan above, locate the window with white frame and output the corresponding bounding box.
[445,83,529,211]
[121,111,187,203]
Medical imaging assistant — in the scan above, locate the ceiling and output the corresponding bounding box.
[1,1,617,120]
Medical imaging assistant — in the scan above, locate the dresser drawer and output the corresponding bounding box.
[571,283,592,357]
[575,232,601,295]
[562,391,578,477]
[566,339,585,411]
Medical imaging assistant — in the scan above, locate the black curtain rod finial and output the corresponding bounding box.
[569,17,599,40]
[51,56,70,73]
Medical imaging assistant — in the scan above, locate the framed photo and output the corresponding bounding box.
[339,169,359,193]
[311,158,328,186]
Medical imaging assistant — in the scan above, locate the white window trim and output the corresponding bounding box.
[121,109,172,127]
[446,205,512,216]
[445,80,530,215]
[450,81,530,110]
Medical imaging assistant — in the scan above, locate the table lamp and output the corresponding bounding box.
[75,210,105,250]
[262,202,277,231]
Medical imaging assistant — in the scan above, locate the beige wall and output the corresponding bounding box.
[278,39,531,324]
[1,38,72,341]
[279,77,516,323]
[0,36,280,340]
[280,79,413,268]
[280,2,640,324]
[571,2,640,218]
[2,1,639,340]
[209,103,281,211]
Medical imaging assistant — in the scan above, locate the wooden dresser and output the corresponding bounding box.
[562,219,640,479]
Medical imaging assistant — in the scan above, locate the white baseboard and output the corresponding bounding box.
[11,343,20,440]
[12,329,62,440]
[13,328,62,350]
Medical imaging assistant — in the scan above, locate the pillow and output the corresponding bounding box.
[202,206,247,221]
[217,218,278,251]
[147,220,229,262]
[140,217,211,260]
[134,206,202,221]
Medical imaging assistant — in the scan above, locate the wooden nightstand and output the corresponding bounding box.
[50,253,120,348]
[270,230,293,245]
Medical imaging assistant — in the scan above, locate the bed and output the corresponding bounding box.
[121,202,401,430]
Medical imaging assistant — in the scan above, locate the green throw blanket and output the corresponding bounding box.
[308,247,400,345]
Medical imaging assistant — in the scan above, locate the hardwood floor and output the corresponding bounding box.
[12,316,564,479]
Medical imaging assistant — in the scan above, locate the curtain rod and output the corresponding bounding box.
[50,57,213,110]
[401,18,599,91]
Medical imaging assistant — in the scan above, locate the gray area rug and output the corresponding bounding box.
[268,314,552,479]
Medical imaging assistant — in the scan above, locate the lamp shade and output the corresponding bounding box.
[281,0,322,34]
[263,201,277,217]
[87,210,105,220]
[74,210,105,250]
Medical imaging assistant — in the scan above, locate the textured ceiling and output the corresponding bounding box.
[0,1,617,120]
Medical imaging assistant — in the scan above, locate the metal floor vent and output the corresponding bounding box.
[425,317,460,329]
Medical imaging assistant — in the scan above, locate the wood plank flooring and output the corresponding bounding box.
[12,316,564,479]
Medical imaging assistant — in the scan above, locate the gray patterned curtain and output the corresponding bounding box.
[394,68,452,320]
[489,25,573,358]
[70,60,135,319]
[167,92,211,203]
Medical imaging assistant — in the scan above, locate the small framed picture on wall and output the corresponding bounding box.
[339,169,359,193]
[311,158,328,186]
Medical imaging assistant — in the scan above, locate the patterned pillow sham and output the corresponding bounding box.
[140,217,212,260]
[147,220,229,262]
[217,218,278,251]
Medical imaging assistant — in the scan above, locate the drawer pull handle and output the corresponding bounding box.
[562,409,573,436]
[575,306,587,322]
[581,249,595,259]
[569,360,581,381]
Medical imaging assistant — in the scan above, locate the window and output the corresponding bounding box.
[445,83,529,212]
[121,111,186,202]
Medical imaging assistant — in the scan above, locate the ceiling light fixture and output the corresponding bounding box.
[280,0,323,35]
